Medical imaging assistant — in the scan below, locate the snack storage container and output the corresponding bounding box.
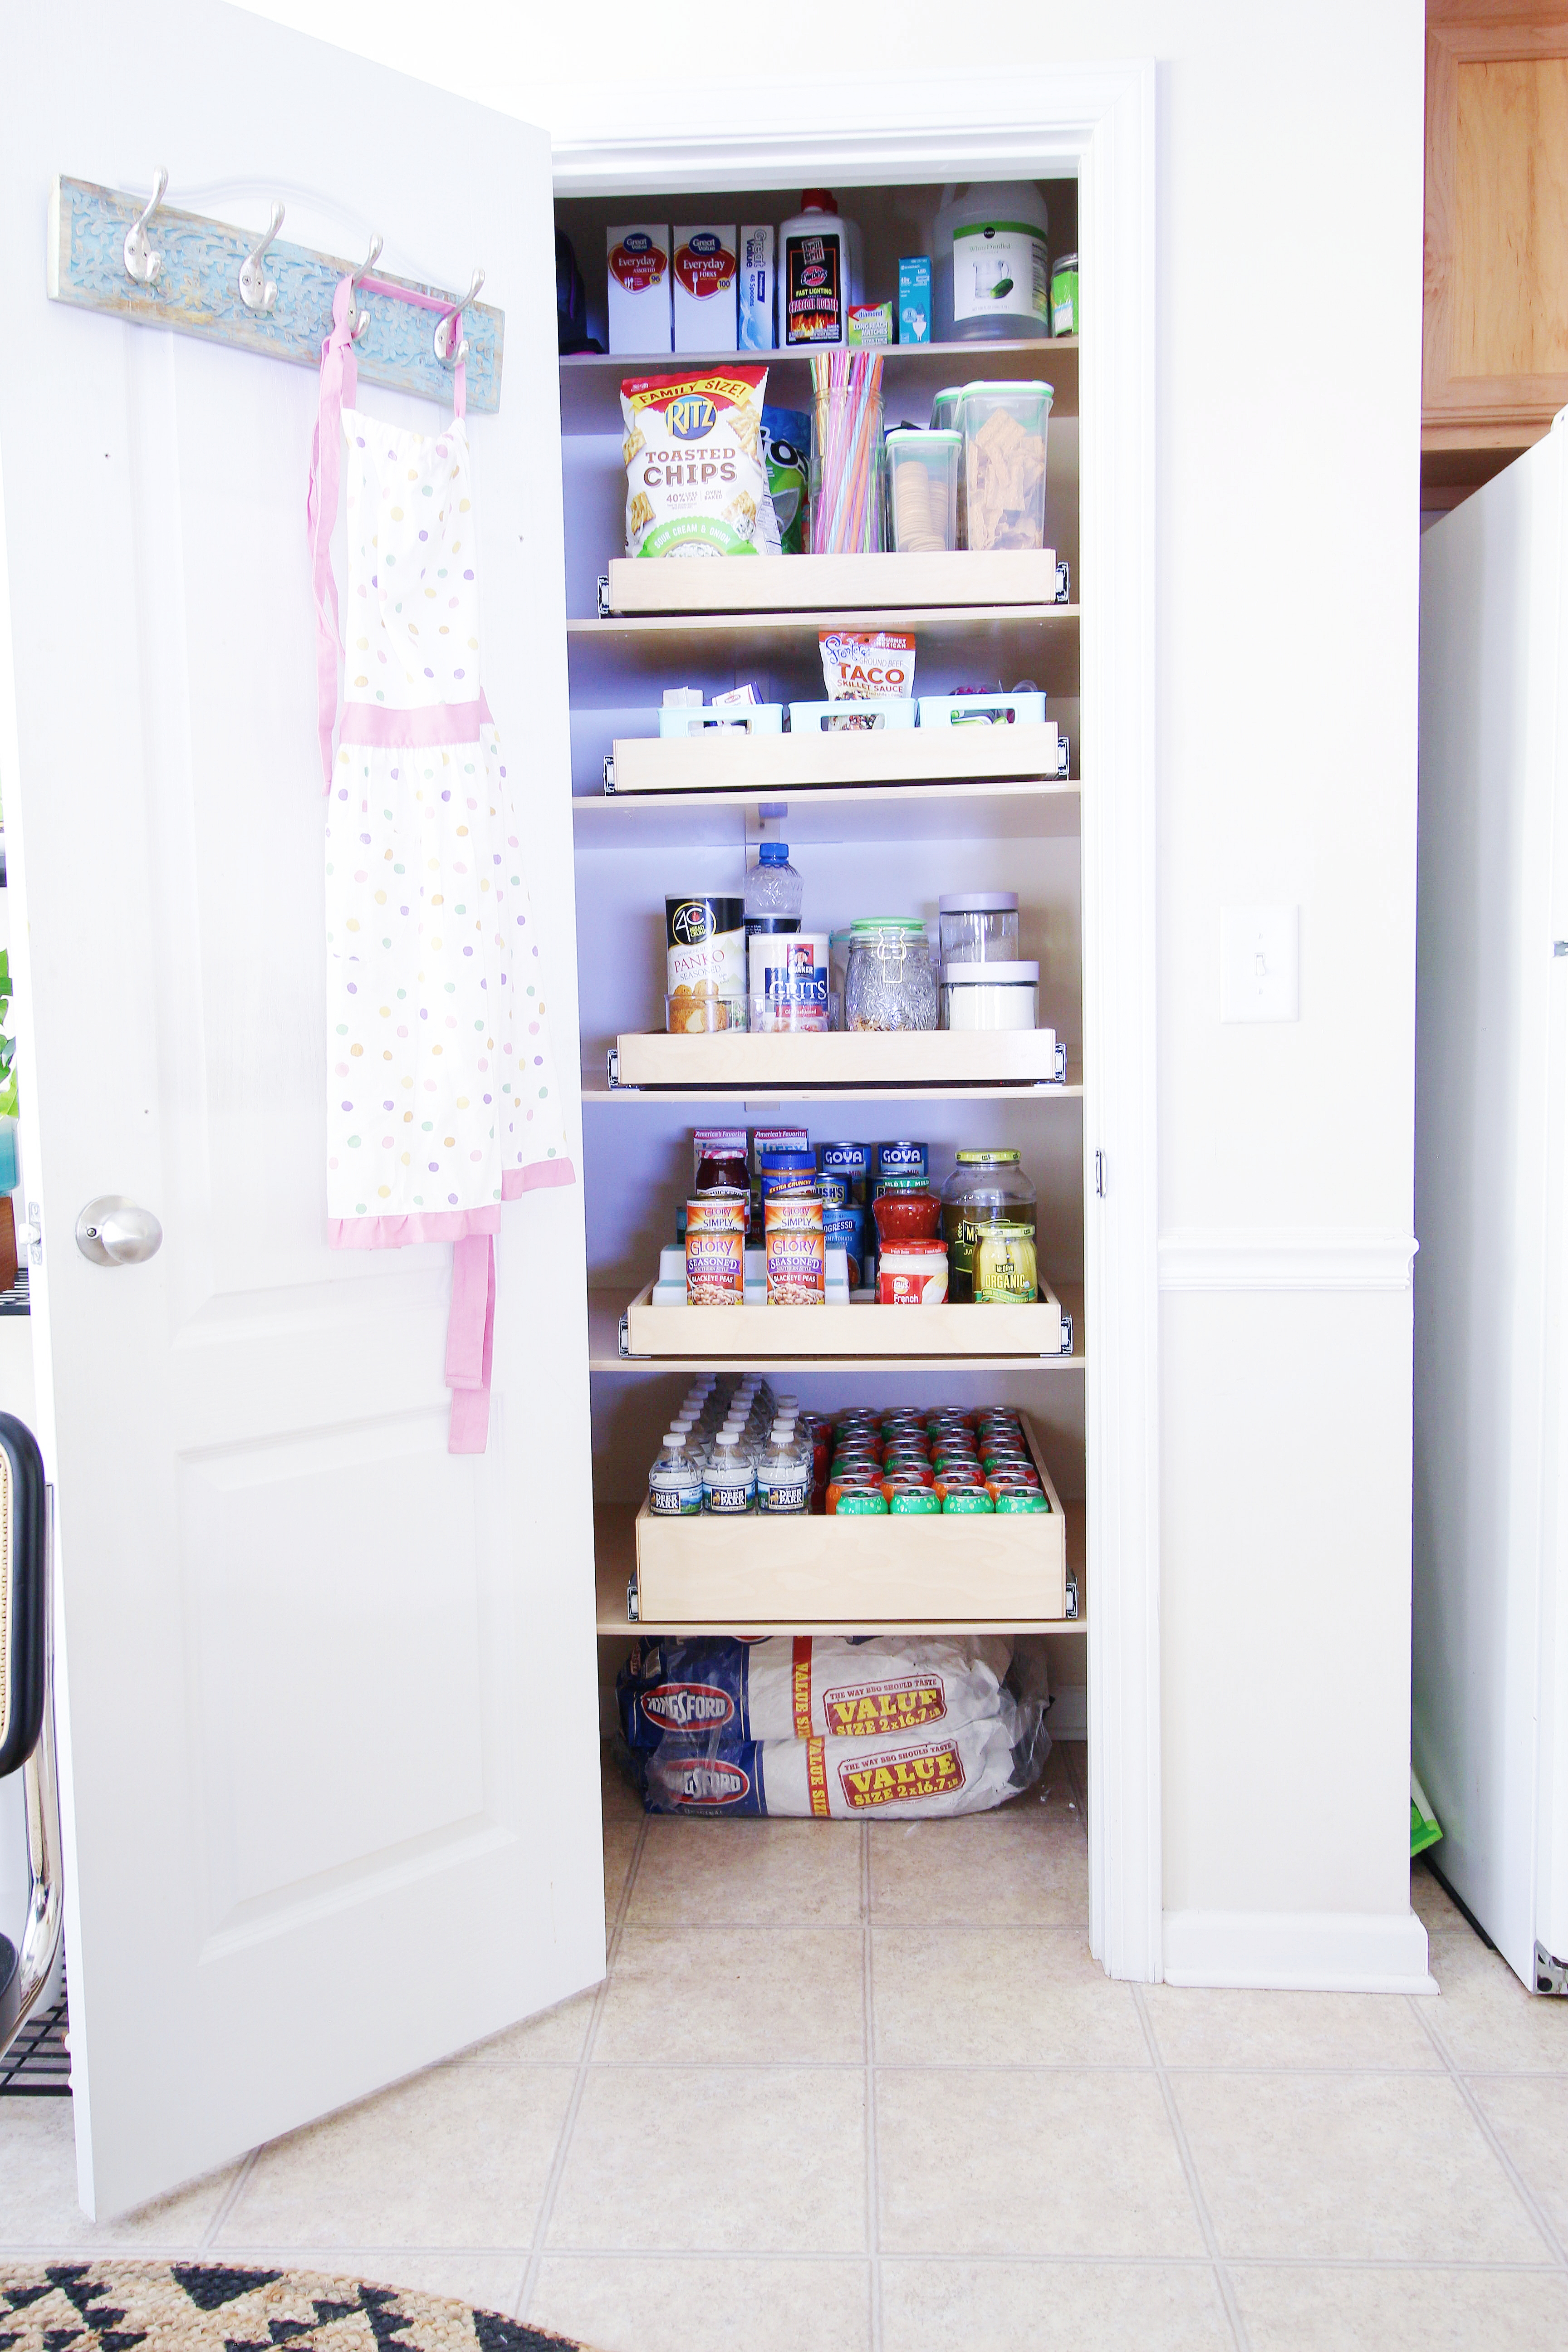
[918,693,1046,730]
[958,381,1053,553]
[666,992,746,1035]
[886,429,960,554]
[938,891,1021,965]
[747,990,842,1036]
[941,960,1040,1031]
[845,919,940,1032]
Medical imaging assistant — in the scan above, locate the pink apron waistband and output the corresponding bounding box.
[338,695,494,751]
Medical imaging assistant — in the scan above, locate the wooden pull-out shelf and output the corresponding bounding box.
[603,548,1057,617]
[614,1025,1061,1091]
[608,721,1060,795]
[622,1277,1068,1360]
[632,1419,1067,1625]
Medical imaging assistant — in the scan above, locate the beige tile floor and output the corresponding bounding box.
[4,1741,1568,2350]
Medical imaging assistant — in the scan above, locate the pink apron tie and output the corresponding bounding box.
[309,275,489,1454]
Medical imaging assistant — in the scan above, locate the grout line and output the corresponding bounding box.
[514,1809,649,2325]
[1406,1992,1568,2270]
[199,2145,260,2249]
[8,2244,1568,2274]
[1131,1984,1252,2352]
[862,1821,882,2352]
[586,1917,1094,1935]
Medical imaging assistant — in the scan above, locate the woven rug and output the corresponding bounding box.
[0,2266,598,2352]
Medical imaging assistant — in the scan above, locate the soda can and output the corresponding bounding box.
[941,1489,996,1514]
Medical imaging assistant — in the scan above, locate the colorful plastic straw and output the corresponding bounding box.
[810,350,884,553]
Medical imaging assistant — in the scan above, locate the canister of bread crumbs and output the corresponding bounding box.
[667,896,745,1004]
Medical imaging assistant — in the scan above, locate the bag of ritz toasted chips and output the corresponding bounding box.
[621,366,771,558]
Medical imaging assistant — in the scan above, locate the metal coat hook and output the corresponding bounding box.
[434,268,484,368]
[238,200,284,314]
[122,166,167,286]
[348,231,383,339]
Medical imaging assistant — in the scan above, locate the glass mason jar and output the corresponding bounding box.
[941,1148,1038,1303]
[844,919,940,1033]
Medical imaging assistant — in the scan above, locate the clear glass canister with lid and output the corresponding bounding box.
[939,892,1020,965]
[845,919,939,1032]
[941,1149,1038,1304]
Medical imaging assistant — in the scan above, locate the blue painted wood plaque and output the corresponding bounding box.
[47,176,504,413]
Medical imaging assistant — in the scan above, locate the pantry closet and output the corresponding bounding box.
[550,104,1157,1967]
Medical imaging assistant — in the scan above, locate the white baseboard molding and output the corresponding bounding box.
[1049,1686,1087,1739]
[1158,1229,1418,1293]
[1163,1906,1436,1993]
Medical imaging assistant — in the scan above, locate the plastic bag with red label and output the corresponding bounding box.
[618,1633,1013,1751]
[622,1676,1049,1820]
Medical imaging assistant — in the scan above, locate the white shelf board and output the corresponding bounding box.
[565,606,1079,697]
[581,1077,1084,1104]
[592,1501,1086,1637]
[572,779,1080,849]
[586,1284,1086,1373]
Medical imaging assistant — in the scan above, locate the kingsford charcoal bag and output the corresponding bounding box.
[618,1634,1015,1750]
[627,1687,1049,1820]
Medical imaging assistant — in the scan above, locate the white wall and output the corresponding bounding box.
[244,0,1427,1958]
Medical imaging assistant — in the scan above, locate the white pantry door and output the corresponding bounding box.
[0,1,600,2217]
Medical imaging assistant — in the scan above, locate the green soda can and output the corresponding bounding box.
[835,1490,889,1515]
[890,1489,941,1515]
[943,1489,995,1514]
[993,1489,1049,1514]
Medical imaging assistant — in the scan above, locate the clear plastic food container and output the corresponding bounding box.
[666,994,748,1035]
[940,960,1040,1031]
[747,990,842,1035]
[958,381,1053,552]
[886,429,960,554]
[938,892,1020,965]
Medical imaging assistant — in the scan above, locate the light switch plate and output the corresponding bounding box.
[1220,904,1298,1022]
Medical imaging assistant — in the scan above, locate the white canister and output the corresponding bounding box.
[750,931,831,1029]
[941,960,1040,1031]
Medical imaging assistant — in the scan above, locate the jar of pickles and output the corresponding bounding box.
[940,1149,1038,1303]
[844,919,939,1032]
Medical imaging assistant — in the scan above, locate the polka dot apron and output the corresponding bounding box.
[307,279,574,1452]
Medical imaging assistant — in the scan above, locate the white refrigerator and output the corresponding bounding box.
[1416,416,1568,1996]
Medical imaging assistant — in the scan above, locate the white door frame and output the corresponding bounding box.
[552,63,1161,1981]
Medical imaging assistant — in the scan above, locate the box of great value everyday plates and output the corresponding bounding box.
[607,225,671,354]
[738,225,775,349]
[673,225,738,352]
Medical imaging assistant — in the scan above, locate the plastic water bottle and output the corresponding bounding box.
[757,1424,811,1514]
[648,1430,703,1517]
[703,1431,756,1515]
[745,842,804,937]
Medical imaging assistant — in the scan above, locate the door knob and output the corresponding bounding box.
[74,1197,162,1267]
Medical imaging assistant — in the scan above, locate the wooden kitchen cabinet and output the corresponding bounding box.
[1424,2,1568,501]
